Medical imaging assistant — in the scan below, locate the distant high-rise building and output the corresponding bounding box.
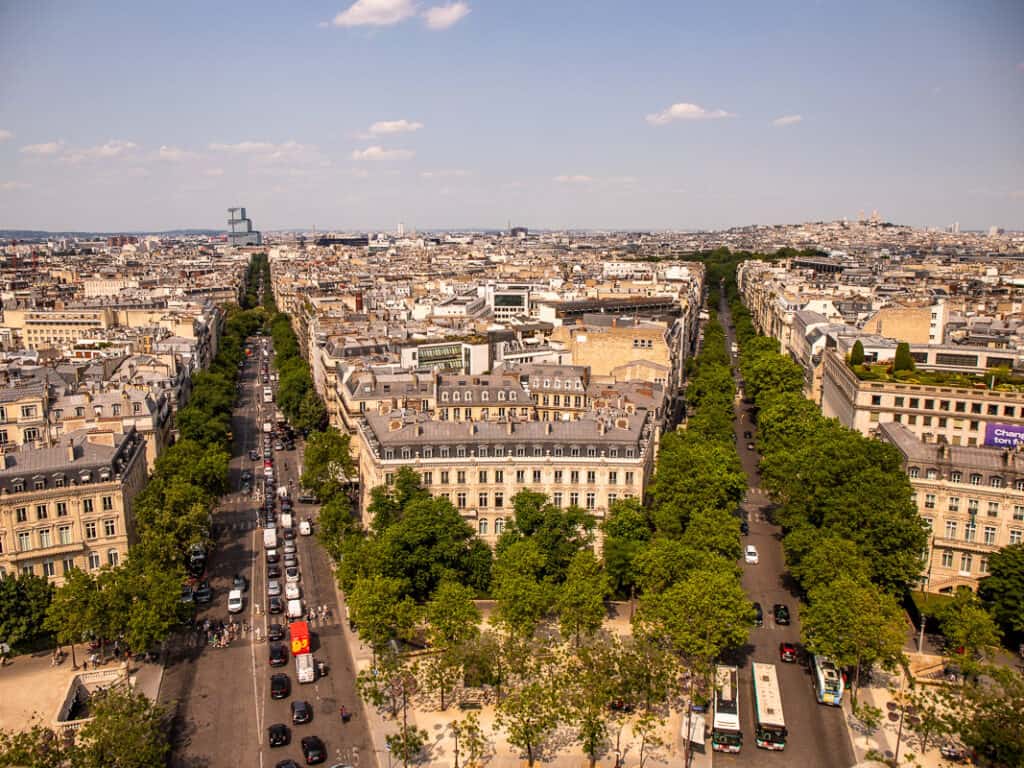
[227,207,262,246]
[952,221,960,234]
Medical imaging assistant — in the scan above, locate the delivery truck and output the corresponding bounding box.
[281,513,293,532]
[295,651,315,683]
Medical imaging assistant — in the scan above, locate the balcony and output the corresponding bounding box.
[931,536,999,554]
[8,540,86,562]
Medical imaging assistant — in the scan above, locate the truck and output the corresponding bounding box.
[295,651,315,683]
[281,513,293,532]
[289,620,311,655]
[277,485,290,500]
[263,421,273,434]
[263,528,278,550]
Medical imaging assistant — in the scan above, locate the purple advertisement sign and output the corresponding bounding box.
[984,423,1024,448]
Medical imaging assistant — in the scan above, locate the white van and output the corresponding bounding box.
[227,589,244,614]
[298,520,312,536]
[287,598,304,620]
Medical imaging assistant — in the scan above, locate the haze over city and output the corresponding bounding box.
[1,0,1022,232]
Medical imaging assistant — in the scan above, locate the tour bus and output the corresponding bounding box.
[811,654,845,706]
[712,665,742,753]
[263,386,273,404]
[752,662,787,750]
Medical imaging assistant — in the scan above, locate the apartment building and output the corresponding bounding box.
[353,409,658,544]
[0,384,51,448]
[820,350,1024,446]
[881,422,1024,593]
[0,427,147,585]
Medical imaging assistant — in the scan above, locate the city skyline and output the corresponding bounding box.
[1,0,1022,232]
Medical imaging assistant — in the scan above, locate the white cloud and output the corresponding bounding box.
[159,145,196,161]
[209,141,277,153]
[645,102,734,126]
[423,2,470,29]
[333,0,417,27]
[208,140,316,164]
[20,140,64,155]
[771,114,803,127]
[369,119,424,135]
[318,20,329,28]
[352,145,414,160]
[421,169,470,179]
[64,140,138,164]
[0,181,31,191]
[554,175,593,184]
[0,130,13,142]
[205,168,225,177]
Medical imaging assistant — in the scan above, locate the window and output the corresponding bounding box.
[924,494,936,509]
[495,470,504,483]
[964,522,976,542]
[478,493,488,508]
[107,549,119,566]
[969,474,981,486]
[926,468,938,480]
[553,492,563,507]
[440,471,450,485]
[401,448,411,460]
[456,492,466,509]
[21,565,33,576]
[58,526,71,545]
[951,471,962,483]
[17,532,31,552]
[894,397,905,407]
[23,428,38,442]
[971,402,982,415]
[15,507,26,523]
[457,471,466,484]
[569,492,579,507]
[992,477,1004,488]
[984,526,997,545]
[423,448,433,459]
[82,498,94,513]
[478,471,488,484]
[456,447,466,458]
[948,497,960,512]
[625,471,634,485]
[42,560,55,578]
[585,492,596,509]
[968,499,979,515]
[586,470,596,484]
[532,470,541,483]
[516,470,525,483]
[103,520,116,537]
[608,493,617,505]
[85,522,97,540]
[422,471,432,485]
[979,556,989,575]
[34,479,44,491]
[20,405,37,418]
[384,473,394,486]
[988,502,999,517]
[554,470,564,483]
[944,520,957,538]
[1016,479,1024,491]
[960,553,973,573]
[941,549,954,568]
[570,471,580,484]
[871,395,882,406]
[440,447,450,458]
[609,471,618,485]
[36,504,47,520]
[1010,529,1023,545]
[1015,505,1024,521]
[495,492,504,508]
[39,529,51,548]
[88,552,101,570]
[494,518,505,535]
[478,519,488,535]
[62,558,75,575]
[516,446,525,457]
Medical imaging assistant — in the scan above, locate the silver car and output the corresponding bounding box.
[267,579,282,597]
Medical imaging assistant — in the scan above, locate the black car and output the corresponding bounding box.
[268,723,290,747]
[270,673,291,699]
[739,520,749,535]
[267,622,285,641]
[193,581,213,604]
[291,700,312,724]
[268,564,282,579]
[743,431,753,439]
[282,528,296,542]
[753,601,764,627]
[275,761,300,768]
[232,574,248,592]
[773,604,791,625]
[266,550,280,564]
[300,736,326,765]
[268,596,284,614]
[269,643,288,667]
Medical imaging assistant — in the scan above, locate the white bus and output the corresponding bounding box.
[263,386,273,404]
[712,665,742,753]
[811,654,845,706]
[752,662,787,750]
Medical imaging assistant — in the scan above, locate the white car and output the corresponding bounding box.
[298,520,312,536]
[227,588,244,614]
[267,579,282,597]
[285,582,301,601]
[744,545,759,564]
[285,566,300,584]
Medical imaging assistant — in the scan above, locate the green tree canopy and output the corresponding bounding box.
[555,550,609,645]
[497,491,594,583]
[978,542,1024,641]
[849,340,865,366]
[491,539,555,638]
[299,428,354,502]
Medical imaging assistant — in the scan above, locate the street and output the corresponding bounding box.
[717,296,856,768]
[161,334,376,768]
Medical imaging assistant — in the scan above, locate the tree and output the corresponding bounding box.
[958,664,1024,767]
[600,499,652,599]
[849,339,865,366]
[555,550,609,646]
[451,712,488,768]
[497,491,595,583]
[296,389,327,433]
[902,684,951,754]
[347,575,419,655]
[316,493,356,562]
[937,589,1001,659]
[893,341,915,372]
[386,726,428,768]
[491,540,554,638]
[72,688,169,768]
[423,581,481,710]
[0,573,54,650]
[299,428,354,502]
[494,678,563,767]
[46,568,101,663]
[563,640,619,767]
[785,528,871,594]
[680,506,742,561]
[801,575,906,705]
[0,723,68,768]
[978,542,1024,641]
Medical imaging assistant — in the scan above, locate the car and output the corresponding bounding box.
[298,492,317,504]
[281,499,294,512]
[274,441,284,451]
[242,482,251,494]
[299,520,312,536]
[285,582,301,601]
[779,642,798,663]
[263,449,273,459]
[743,431,752,439]
[744,545,759,564]
[746,442,756,451]
[232,574,249,592]
[269,642,288,667]
[275,761,300,768]
[753,601,764,627]
[268,564,283,579]
[773,603,791,625]
[241,469,253,481]
[267,622,285,641]
[739,520,749,535]
[228,589,244,614]
[180,585,194,604]
[270,673,291,699]
[249,449,260,460]
[284,554,298,568]
[193,581,213,604]
[301,736,326,765]
[282,528,296,542]
[265,458,274,467]
[286,566,301,583]
[268,723,290,747]
[268,596,284,614]
[285,441,295,451]
[267,580,282,597]
[291,700,312,725]
[283,542,297,555]
[266,550,280,564]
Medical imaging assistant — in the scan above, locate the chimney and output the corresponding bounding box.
[66,437,76,463]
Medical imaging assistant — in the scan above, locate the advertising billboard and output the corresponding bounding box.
[984,423,1024,448]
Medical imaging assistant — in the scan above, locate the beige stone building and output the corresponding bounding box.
[551,318,672,385]
[881,422,1024,593]
[861,303,946,345]
[0,427,147,585]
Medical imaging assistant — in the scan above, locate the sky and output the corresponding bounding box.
[0,0,1022,233]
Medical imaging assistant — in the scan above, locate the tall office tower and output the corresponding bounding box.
[227,207,262,246]
[952,221,960,234]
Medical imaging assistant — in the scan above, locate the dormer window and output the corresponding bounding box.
[498,391,506,401]
[441,392,449,402]
[11,479,24,493]
[79,470,92,484]
[465,392,472,402]
[481,392,489,401]
[112,404,121,416]
[99,469,111,481]
[510,392,517,401]
[453,392,461,402]
[75,407,85,417]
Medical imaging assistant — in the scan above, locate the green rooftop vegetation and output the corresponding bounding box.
[849,361,1024,392]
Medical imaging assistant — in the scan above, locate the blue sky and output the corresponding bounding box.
[0,0,1021,232]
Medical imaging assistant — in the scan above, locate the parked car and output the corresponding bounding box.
[284,554,298,568]
[269,643,288,667]
[249,449,260,460]
[180,585,194,604]
[744,545,759,564]
[285,582,301,601]
[773,604,791,626]
[301,736,326,765]
[267,623,285,641]
[232,574,248,592]
[743,431,753,439]
[227,589,244,614]
[268,723,290,747]
[267,580,282,597]
[266,550,280,564]
[739,520,750,535]
[286,566,301,584]
[779,642,798,663]
[270,673,291,699]
[275,761,299,768]
[291,700,312,725]
[193,581,213,604]
[268,564,282,579]
[282,528,296,542]
[268,596,284,614]
[753,602,763,627]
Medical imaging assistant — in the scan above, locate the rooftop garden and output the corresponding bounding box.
[848,343,1024,392]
